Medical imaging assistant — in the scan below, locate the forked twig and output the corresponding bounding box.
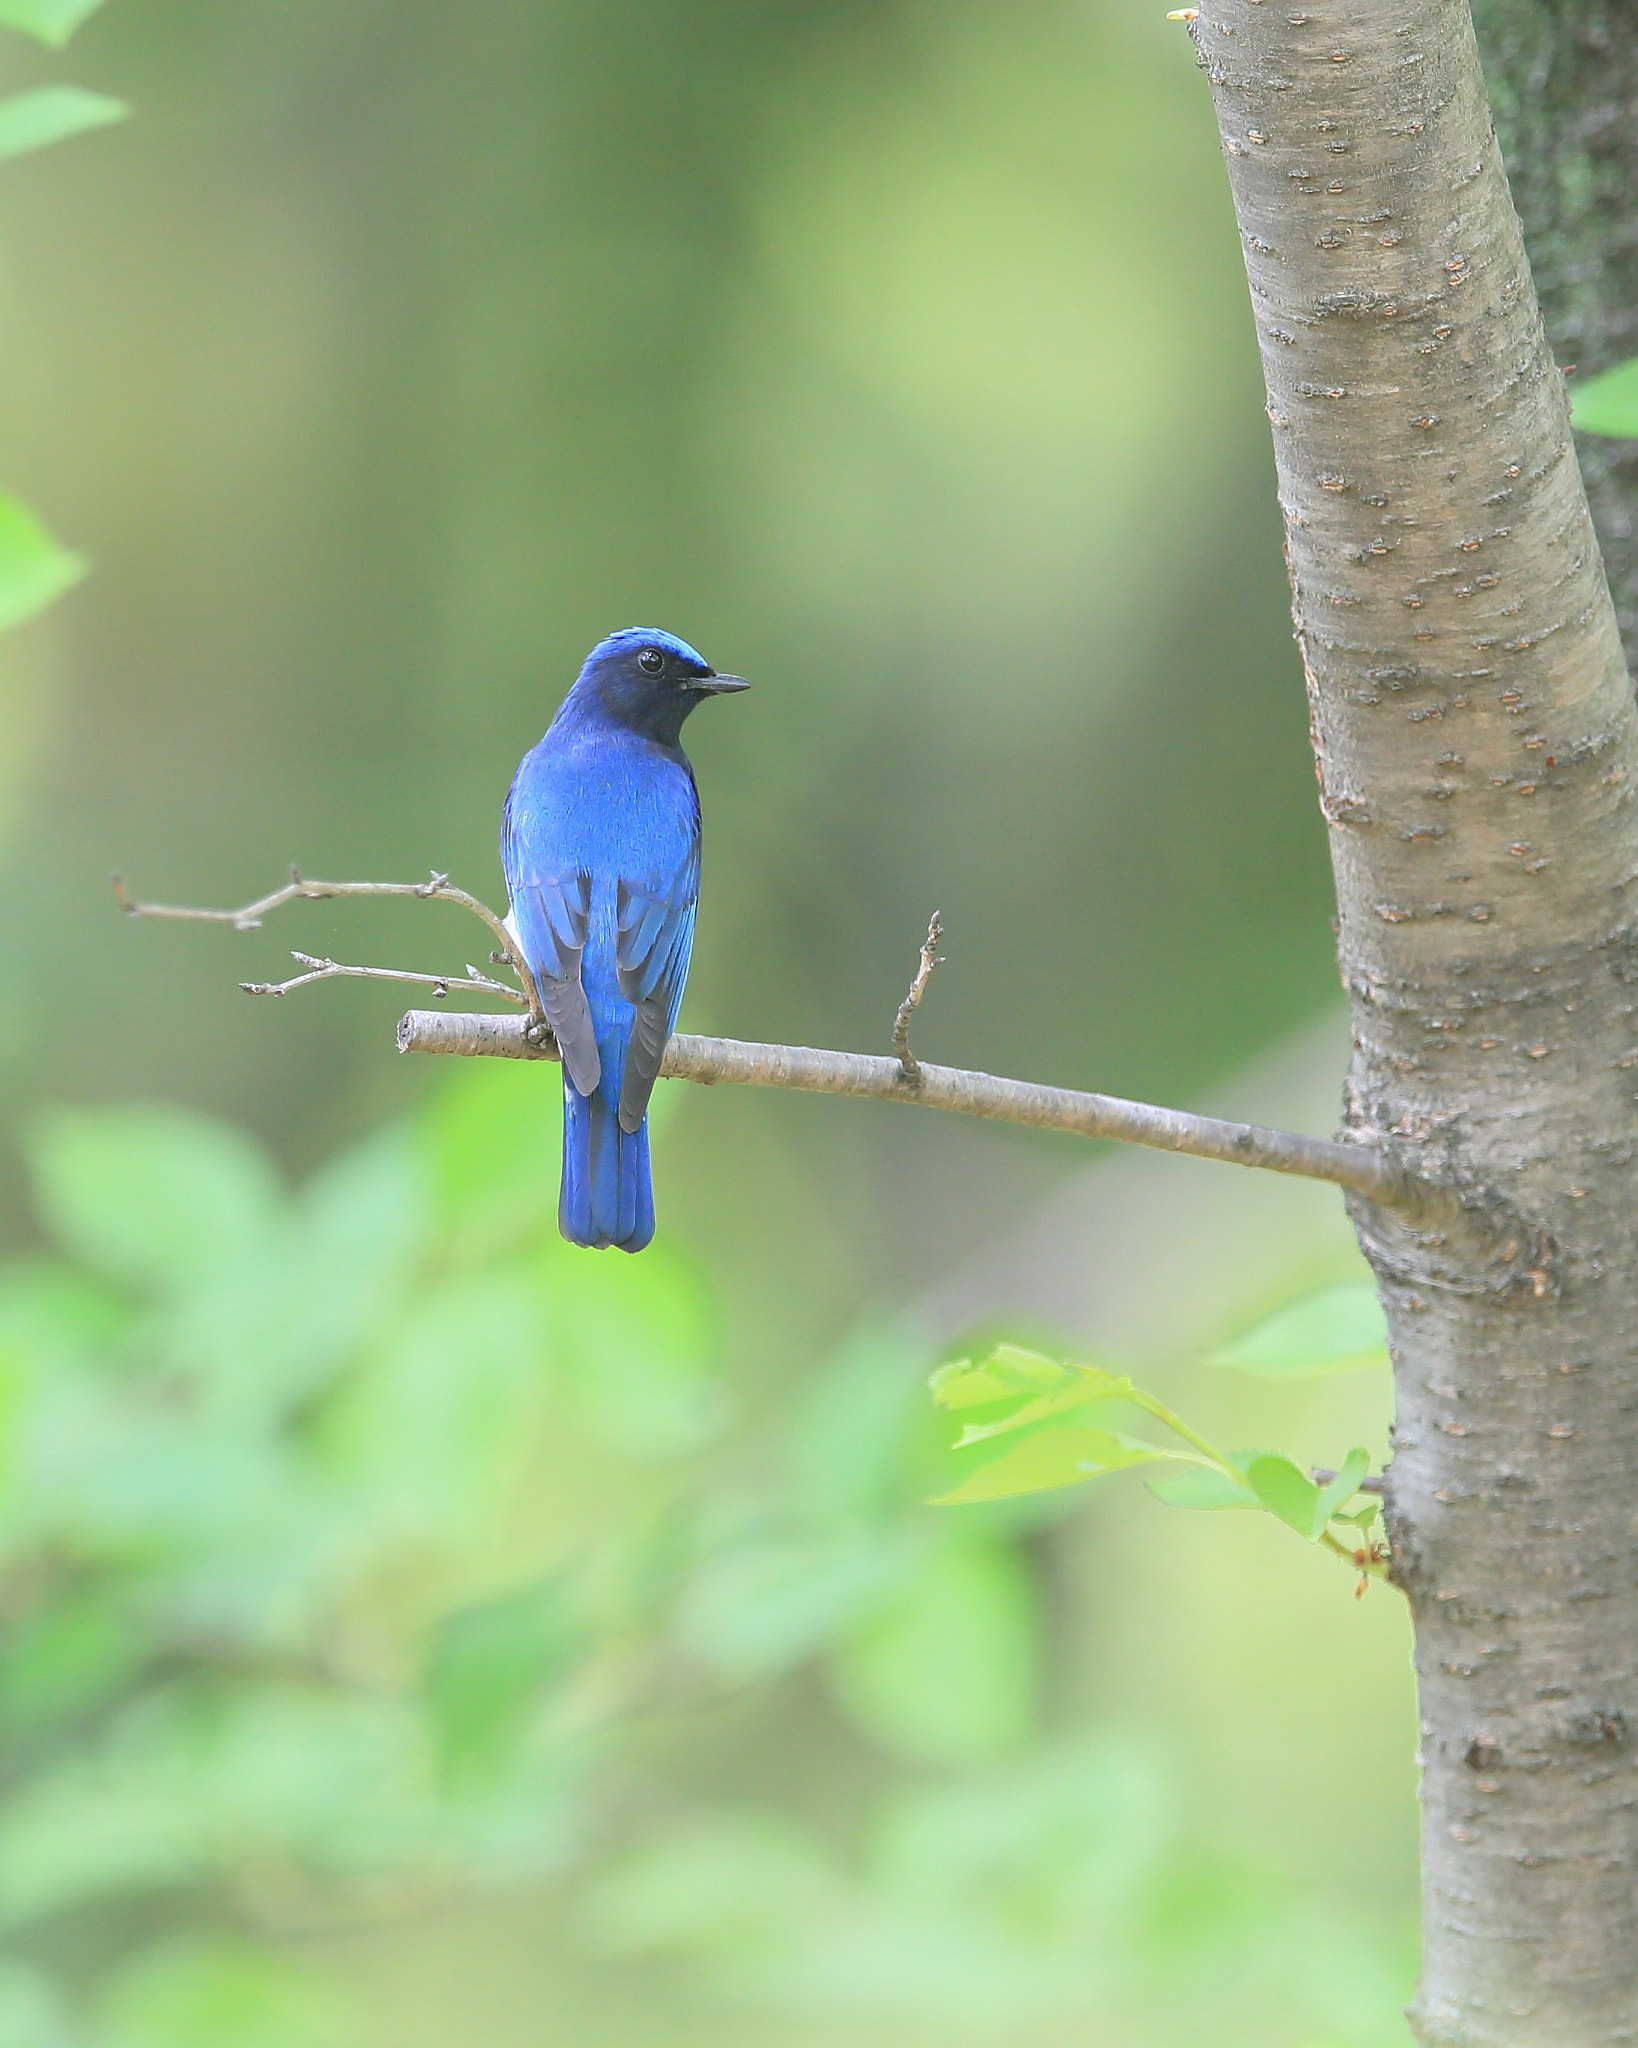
[893,911,945,1082]
[242,951,526,1004]
[115,866,544,1021]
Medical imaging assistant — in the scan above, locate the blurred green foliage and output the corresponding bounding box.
[1208,1283,1390,1381]
[0,0,116,640]
[0,0,109,48]
[0,493,82,632]
[1572,356,1638,439]
[0,86,125,165]
[0,1066,1412,2044]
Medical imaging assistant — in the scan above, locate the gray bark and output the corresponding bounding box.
[1470,0,1638,655]
[398,1008,1412,1202]
[1188,0,1638,2039]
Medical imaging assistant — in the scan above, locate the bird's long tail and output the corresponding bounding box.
[559,1054,654,1253]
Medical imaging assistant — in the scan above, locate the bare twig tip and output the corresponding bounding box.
[893,910,948,1082]
[106,865,546,1021]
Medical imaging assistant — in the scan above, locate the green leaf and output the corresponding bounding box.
[0,85,126,162]
[1246,1454,1325,1540]
[950,1367,1135,1450]
[542,1236,725,1455]
[424,1057,562,1243]
[1332,1499,1381,1528]
[585,1814,838,1957]
[827,1538,1039,1767]
[167,1124,426,1424]
[1571,356,1638,439]
[929,1343,1072,1410]
[931,1425,1169,1506]
[95,1935,341,2048]
[0,1960,72,2048]
[0,0,108,44]
[0,494,84,632]
[424,1580,582,1782]
[1147,1462,1259,1510]
[1313,1447,1372,1530]
[1209,1282,1388,1380]
[0,1590,144,1736]
[931,1344,1133,1452]
[0,1257,126,1376]
[29,1104,283,1298]
[790,1323,942,1523]
[0,1685,426,1924]
[320,1271,545,1521]
[677,1526,909,1681]
[874,1734,1169,1915]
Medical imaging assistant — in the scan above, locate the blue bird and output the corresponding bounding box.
[502,628,748,1252]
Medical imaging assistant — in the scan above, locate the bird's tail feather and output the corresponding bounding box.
[560,1071,654,1253]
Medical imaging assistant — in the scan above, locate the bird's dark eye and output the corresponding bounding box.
[638,648,664,676]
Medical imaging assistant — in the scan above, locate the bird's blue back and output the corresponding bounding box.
[502,629,739,1251]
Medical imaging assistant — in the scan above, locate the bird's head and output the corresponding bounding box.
[578,627,749,745]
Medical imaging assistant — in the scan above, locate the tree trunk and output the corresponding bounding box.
[1470,0,1638,657]
[1187,0,1638,2039]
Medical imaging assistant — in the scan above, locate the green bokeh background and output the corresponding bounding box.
[0,0,1416,2040]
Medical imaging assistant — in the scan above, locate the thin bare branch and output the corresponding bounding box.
[398,1007,1420,1216]
[121,868,1421,1216]
[242,951,526,1004]
[892,911,945,1082]
[115,868,544,1022]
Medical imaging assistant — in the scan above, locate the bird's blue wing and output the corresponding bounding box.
[615,847,699,1134]
[509,869,601,1098]
[502,776,602,1096]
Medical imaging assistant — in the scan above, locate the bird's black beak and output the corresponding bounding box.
[696,672,750,694]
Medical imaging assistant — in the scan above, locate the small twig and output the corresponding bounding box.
[115,867,544,1022]
[242,951,526,1004]
[893,911,945,1082]
[1311,1466,1387,1496]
